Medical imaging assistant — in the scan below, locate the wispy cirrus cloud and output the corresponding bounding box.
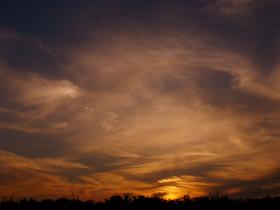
[0,0,280,200]
[0,68,80,133]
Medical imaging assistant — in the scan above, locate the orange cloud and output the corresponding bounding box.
[0,5,280,199]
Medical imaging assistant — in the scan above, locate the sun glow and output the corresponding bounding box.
[160,186,182,200]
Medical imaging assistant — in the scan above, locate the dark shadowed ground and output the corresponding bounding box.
[1,194,280,210]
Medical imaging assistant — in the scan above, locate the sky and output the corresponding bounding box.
[0,0,280,200]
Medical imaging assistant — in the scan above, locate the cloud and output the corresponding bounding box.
[0,149,90,172]
[0,28,20,41]
[201,0,255,17]
[157,175,218,199]
[0,67,80,133]
[0,0,280,200]
[0,149,93,199]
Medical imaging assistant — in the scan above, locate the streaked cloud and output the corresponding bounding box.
[0,0,280,200]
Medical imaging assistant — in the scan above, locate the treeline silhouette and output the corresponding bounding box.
[1,194,280,210]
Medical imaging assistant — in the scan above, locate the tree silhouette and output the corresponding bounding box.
[1,193,280,210]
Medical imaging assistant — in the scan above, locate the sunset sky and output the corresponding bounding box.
[0,0,280,200]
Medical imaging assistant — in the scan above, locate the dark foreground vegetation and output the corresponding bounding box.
[1,194,280,210]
